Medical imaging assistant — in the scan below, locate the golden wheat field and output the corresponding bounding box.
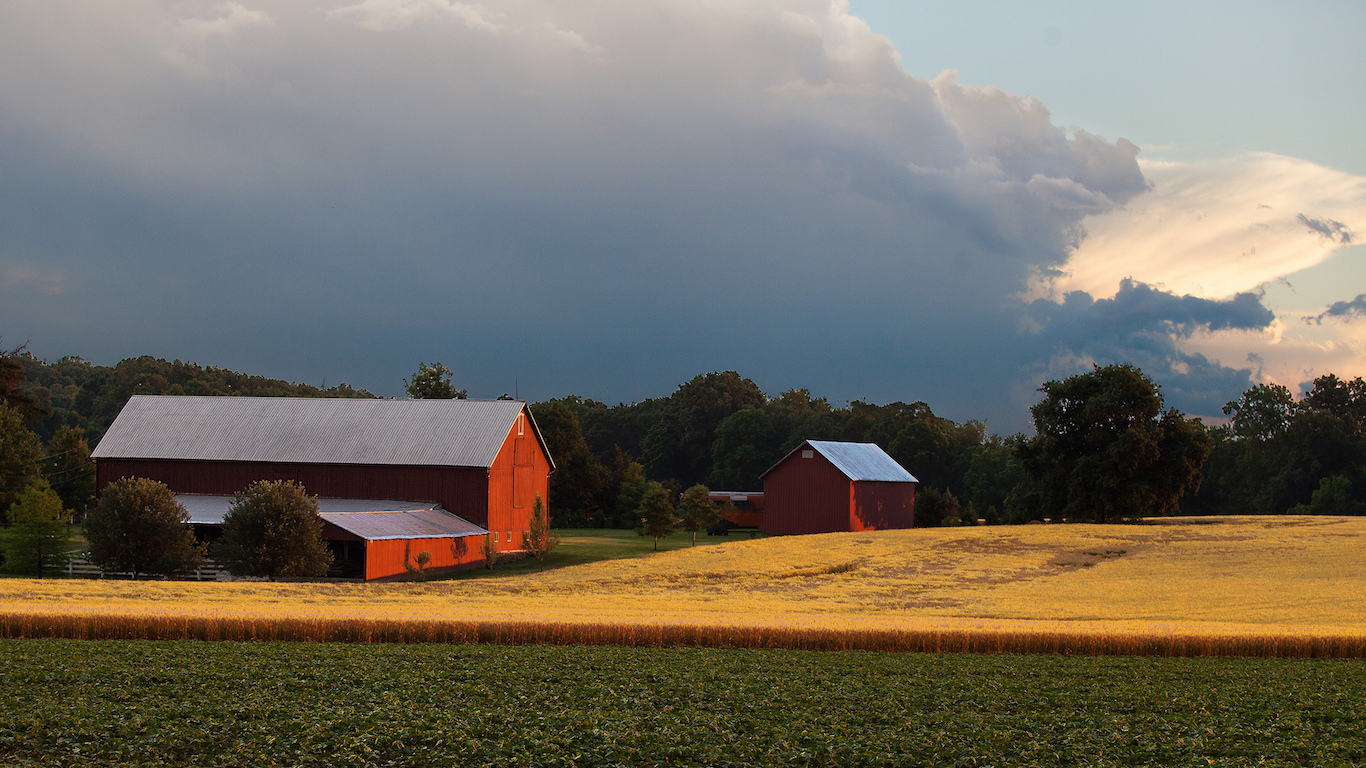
[2,515,1364,655]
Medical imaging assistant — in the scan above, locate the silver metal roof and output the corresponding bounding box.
[319,508,488,541]
[178,494,443,526]
[762,440,918,483]
[93,395,552,469]
[176,494,487,540]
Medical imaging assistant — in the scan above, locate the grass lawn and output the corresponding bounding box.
[438,526,768,579]
[2,639,1363,767]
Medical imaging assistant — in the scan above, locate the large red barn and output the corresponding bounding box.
[760,440,916,535]
[92,395,554,580]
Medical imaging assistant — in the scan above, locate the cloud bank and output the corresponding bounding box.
[0,0,1335,430]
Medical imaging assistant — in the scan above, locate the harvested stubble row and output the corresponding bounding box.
[3,612,1363,658]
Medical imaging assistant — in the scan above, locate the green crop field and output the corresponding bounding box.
[1,640,1362,767]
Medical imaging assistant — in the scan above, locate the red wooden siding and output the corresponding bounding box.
[761,449,853,535]
[485,409,552,552]
[96,459,490,525]
[850,481,915,530]
[365,535,485,581]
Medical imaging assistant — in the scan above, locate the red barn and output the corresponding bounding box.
[92,395,554,580]
[760,440,916,535]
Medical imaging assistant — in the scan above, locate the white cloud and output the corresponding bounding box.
[1052,153,1366,300]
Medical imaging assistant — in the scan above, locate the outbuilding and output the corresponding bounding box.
[92,395,554,580]
[759,440,916,535]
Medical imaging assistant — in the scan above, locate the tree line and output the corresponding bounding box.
[2,345,1364,577]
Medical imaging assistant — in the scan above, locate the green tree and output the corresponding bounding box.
[709,408,778,490]
[0,401,43,512]
[213,480,332,580]
[640,372,767,488]
[404,362,467,399]
[636,481,677,550]
[1288,476,1366,516]
[531,400,609,524]
[676,484,716,545]
[86,477,205,579]
[1019,364,1213,523]
[1,480,72,577]
[44,426,95,520]
[521,495,560,567]
[612,449,650,529]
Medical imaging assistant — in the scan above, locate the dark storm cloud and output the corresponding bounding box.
[1023,280,1275,416]
[1305,294,1366,325]
[1297,213,1354,244]
[0,0,1261,430]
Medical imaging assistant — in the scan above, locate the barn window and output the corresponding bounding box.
[802,450,814,459]
[517,414,525,436]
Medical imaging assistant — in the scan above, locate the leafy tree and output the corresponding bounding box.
[405,362,467,399]
[1018,364,1212,523]
[0,401,45,512]
[676,484,716,545]
[640,372,766,488]
[1223,383,1296,442]
[914,486,958,528]
[983,505,1002,526]
[214,480,332,580]
[612,449,650,529]
[963,436,1030,516]
[1,480,71,577]
[531,400,610,524]
[86,477,205,579]
[636,481,677,550]
[1,342,46,423]
[709,408,778,490]
[45,426,95,520]
[521,495,560,567]
[480,534,499,569]
[1288,476,1366,516]
[958,500,979,527]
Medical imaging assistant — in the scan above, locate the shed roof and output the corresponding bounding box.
[176,494,487,540]
[93,395,553,470]
[762,440,918,483]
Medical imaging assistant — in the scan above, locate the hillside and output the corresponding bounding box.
[5,516,1363,634]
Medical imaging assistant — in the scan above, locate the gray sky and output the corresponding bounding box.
[2,1,1362,433]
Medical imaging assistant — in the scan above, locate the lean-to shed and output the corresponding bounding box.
[759,440,917,535]
[92,395,554,579]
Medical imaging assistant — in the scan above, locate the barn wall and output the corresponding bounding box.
[365,535,485,581]
[761,447,853,535]
[485,408,552,552]
[850,481,916,530]
[96,459,491,526]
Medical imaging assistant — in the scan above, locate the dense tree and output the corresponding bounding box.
[962,437,1029,516]
[640,372,767,488]
[1,480,71,577]
[1288,476,1365,516]
[636,481,677,550]
[404,362,467,399]
[531,400,610,524]
[1,344,45,423]
[0,401,43,511]
[86,477,205,579]
[44,426,95,520]
[676,484,716,545]
[709,408,778,490]
[611,449,650,529]
[1019,364,1212,523]
[913,487,958,528]
[214,480,333,580]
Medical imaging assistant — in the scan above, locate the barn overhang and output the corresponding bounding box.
[174,494,488,541]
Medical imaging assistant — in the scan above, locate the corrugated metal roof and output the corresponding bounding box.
[175,494,487,540]
[809,441,918,482]
[761,440,918,483]
[177,494,444,526]
[319,509,487,541]
[93,396,540,468]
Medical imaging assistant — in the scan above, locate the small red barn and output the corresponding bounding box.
[760,440,916,535]
[92,395,554,580]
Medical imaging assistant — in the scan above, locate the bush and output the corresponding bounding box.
[86,477,204,579]
[213,480,332,581]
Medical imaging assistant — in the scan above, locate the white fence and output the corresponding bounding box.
[64,554,234,581]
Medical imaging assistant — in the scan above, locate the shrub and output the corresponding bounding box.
[86,477,204,579]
